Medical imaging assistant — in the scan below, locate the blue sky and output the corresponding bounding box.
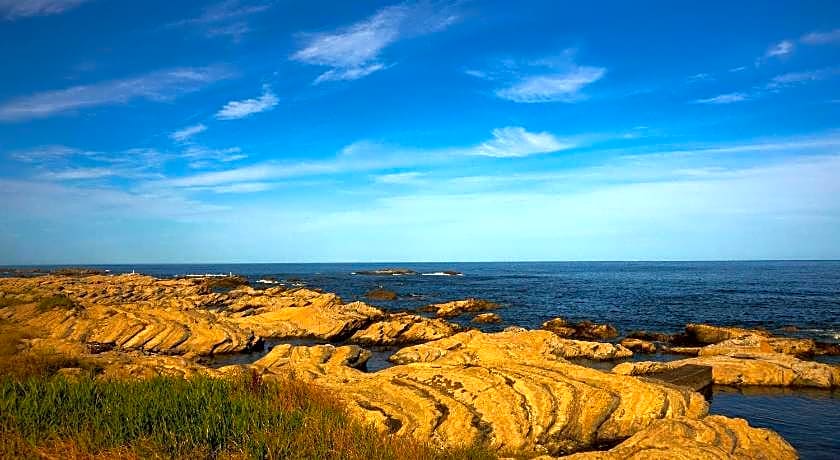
[0,0,839,263]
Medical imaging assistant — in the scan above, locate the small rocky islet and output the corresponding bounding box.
[2,273,836,458]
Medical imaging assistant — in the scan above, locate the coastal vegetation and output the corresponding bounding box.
[0,322,494,460]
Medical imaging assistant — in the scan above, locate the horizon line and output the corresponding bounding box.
[2,259,839,267]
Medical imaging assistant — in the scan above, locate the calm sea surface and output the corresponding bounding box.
[4,261,839,458]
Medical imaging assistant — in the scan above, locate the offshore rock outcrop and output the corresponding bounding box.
[422,298,499,318]
[541,317,619,341]
[685,323,772,344]
[471,312,502,323]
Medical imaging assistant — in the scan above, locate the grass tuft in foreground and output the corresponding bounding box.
[0,371,496,459]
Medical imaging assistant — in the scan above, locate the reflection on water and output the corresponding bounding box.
[710,386,840,460]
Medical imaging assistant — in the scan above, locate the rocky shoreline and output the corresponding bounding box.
[2,273,833,458]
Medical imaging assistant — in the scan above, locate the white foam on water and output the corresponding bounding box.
[421,272,463,276]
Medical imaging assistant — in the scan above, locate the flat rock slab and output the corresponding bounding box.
[639,363,713,392]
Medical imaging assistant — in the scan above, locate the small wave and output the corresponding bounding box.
[421,272,463,276]
[256,279,280,284]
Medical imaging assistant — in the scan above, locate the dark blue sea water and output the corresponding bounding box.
[3,261,839,457]
[21,261,836,340]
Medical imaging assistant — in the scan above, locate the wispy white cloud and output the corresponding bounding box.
[687,73,713,82]
[0,0,89,20]
[374,171,426,184]
[215,85,278,120]
[470,51,606,103]
[153,126,577,190]
[469,127,571,157]
[314,63,387,84]
[800,28,840,45]
[0,66,233,122]
[41,167,115,180]
[693,92,748,104]
[291,2,458,83]
[183,145,247,168]
[172,0,270,42]
[766,67,840,89]
[194,182,274,194]
[496,66,606,103]
[8,145,94,162]
[463,69,488,79]
[170,123,207,142]
[765,40,794,58]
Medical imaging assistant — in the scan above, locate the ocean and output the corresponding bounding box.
[4,261,839,458]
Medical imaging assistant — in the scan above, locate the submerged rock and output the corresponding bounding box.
[365,288,398,301]
[472,312,502,323]
[542,317,618,341]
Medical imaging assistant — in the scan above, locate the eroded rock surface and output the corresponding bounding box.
[700,336,816,358]
[348,313,461,346]
[685,323,771,344]
[252,335,706,455]
[620,338,657,353]
[614,351,840,388]
[542,318,618,341]
[390,329,633,364]
[0,275,384,355]
[562,415,797,460]
[225,289,384,341]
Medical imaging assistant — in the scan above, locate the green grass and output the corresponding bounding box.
[0,372,496,459]
[36,293,79,313]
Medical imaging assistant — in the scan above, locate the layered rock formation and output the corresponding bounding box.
[614,351,840,388]
[348,313,461,346]
[390,329,633,363]
[0,275,387,355]
[224,288,384,340]
[562,415,797,460]
[0,275,261,356]
[249,332,706,456]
